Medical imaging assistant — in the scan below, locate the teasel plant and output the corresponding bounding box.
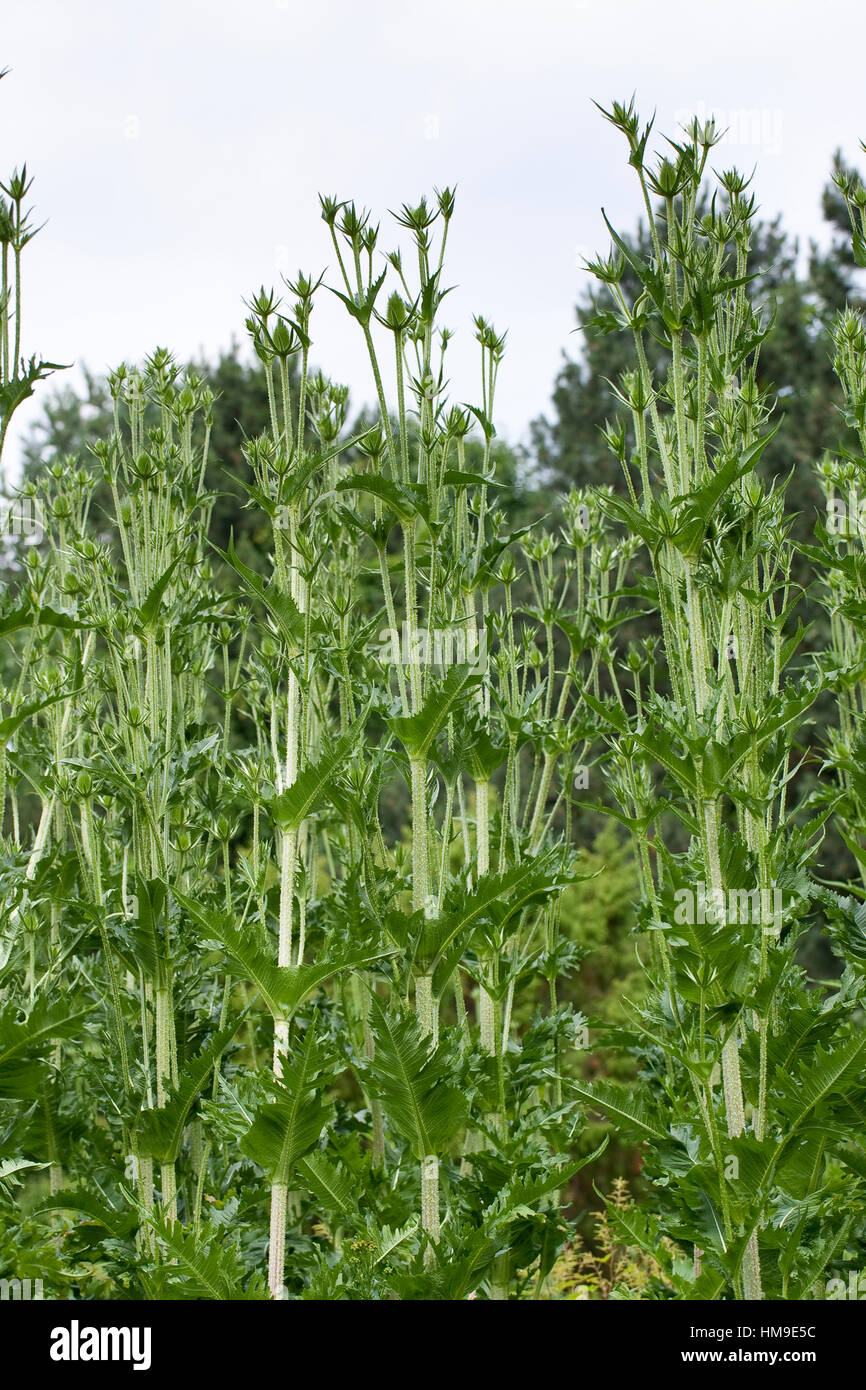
[4,77,866,1302]
[0,188,608,1301]
[216,266,396,1299]
[55,357,246,1250]
[801,158,866,1028]
[0,350,260,1288]
[0,67,65,475]
[0,68,618,1293]
[0,463,98,1210]
[332,190,611,1290]
[567,101,866,1301]
[187,188,613,1300]
[805,155,866,892]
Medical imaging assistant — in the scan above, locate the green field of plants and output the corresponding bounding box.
[2,73,866,1305]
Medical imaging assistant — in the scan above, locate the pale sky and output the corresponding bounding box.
[1,0,864,478]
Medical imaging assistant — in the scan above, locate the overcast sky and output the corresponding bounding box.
[1,0,864,478]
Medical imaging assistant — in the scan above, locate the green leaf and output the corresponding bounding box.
[135,1018,246,1162]
[417,847,575,976]
[0,997,88,1098]
[441,469,502,490]
[136,553,183,629]
[364,996,467,1158]
[242,1029,335,1184]
[175,893,288,1018]
[566,1077,671,1143]
[295,1152,357,1217]
[328,271,386,328]
[267,725,364,833]
[214,536,304,648]
[145,1212,269,1299]
[485,1138,609,1226]
[0,1157,48,1189]
[126,873,168,981]
[0,604,82,637]
[788,1215,856,1299]
[336,474,424,523]
[389,665,482,759]
[0,685,83,742]
[176,890,391,1020]
[31,1189,137,1239]
[779,1031,866,1138]
[671,423,782,555]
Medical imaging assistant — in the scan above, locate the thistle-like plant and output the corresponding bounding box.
[0,68,65,473]
[571,101,866,1301]
[3,89,865,1307]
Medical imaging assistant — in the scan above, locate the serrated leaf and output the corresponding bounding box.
[389,665,482,759]
[566,1077,671,1143]
[135,1018,246,1162]
[242,1029,334,1184]
[295,1152,356,1217]
[267,725,364,832]
[364,996,466,1158]
[214,536,304,648]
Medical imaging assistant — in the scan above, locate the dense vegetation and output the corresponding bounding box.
[1,76,865,1301]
